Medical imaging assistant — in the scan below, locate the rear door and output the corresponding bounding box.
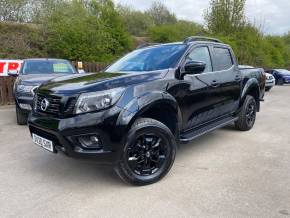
[211,46,241,115]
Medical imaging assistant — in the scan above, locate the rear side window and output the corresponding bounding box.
[214,47,233,71]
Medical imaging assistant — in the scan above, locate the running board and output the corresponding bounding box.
[180,117,238,142]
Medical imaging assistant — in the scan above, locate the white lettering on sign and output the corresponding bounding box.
[0,60,23,76]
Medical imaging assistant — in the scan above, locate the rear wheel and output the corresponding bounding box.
[115,118,176,186]
[16,104,28,125]
[235,95,257,131]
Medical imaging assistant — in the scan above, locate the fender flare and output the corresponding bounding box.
[116,91,182,134]
[240,78,260,111]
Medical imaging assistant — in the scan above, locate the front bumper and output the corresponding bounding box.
[28,106,127,164]
[16,96,34,111]
[266,79,275,87]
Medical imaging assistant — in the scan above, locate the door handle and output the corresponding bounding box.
[211,80,220,87]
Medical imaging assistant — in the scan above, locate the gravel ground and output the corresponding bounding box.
[0,86,290,218]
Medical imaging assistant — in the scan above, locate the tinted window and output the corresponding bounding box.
[214,47,233,71]
[105,44,187,73]
[22,60,76,75]
[186,47,212,73]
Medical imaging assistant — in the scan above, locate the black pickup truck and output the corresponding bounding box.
[28,37,266,185]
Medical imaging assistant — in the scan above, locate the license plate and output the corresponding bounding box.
[32,133,54,153]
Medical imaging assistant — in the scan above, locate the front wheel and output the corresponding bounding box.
[115,118,176,186]
[235,95,257,131]
[265,87,272,92]
[16,104,28,125]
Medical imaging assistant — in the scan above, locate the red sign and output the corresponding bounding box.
[0,60,23,76]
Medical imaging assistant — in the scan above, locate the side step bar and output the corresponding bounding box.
[180,117,238,142]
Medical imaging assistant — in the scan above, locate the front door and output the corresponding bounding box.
[169,45,224,131]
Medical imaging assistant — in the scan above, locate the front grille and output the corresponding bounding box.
[36,94,62,116]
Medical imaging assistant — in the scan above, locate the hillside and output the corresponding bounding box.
[0,22,47,59]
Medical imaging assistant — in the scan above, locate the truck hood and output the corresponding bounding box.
[19,74,71,86]
[38,70,168,95]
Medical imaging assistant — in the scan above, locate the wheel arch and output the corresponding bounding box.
[117,91,182,139]
[241,78,260,112]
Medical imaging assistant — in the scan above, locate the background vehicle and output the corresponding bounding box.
[28,37,265,185]
[265,73,275,91]
[10,59,78,125]
[239,65,272,91]
[266,69,290,85]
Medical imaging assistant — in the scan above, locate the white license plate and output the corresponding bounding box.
[32,134,54,153]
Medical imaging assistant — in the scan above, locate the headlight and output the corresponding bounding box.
[74,87,125,114]
[17,85,38,94]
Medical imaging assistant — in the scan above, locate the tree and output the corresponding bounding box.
[44,0,132,62]
[204,0,246,34]
[0,0,44,22]
[149,20,204,43]
[146,1,177,26]
[0,0,28,22]
[117,5,154,36]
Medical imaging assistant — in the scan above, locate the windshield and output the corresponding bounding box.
[105,44,187,73]
[276,69,290,75]
[22,60,76,75]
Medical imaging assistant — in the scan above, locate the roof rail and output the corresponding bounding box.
[136,43,161,49]
[183,36,222,44]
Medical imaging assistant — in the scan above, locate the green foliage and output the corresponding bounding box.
[149,21,204,43]
[1,0,290,69]
[204,0,290,69]
[0,22,47,58]
[44,0,132,62]
[117,5,154,36]
[205,0,246,35]
[146,1,177,26]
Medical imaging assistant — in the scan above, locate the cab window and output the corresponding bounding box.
[186,47,213,73]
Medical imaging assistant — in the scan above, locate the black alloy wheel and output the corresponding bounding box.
[126,133,168,176]
[245,101,256,127]
[235,95,257,131]
[115,118,176,186]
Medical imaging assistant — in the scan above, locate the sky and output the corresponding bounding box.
[113,0,290,35]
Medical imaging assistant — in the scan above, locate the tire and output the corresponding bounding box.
[16,104,28,125]
[115,118,177,186]
[235,95,257,131]
[277,78,284,85]
[265,87,271,92]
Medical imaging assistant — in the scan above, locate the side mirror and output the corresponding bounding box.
[8,70,19,77]
[184,61,206,75]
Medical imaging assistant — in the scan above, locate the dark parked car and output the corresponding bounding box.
[9,59,78,125]
[265,69,290,85]
[28,37,265,185]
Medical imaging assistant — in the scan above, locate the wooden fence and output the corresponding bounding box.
[0,62,108,105]
[0,77,15,105]
[71,62,108,72]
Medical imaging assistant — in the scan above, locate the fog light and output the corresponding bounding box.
[19,103,32,111]
[78,135,102,150]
